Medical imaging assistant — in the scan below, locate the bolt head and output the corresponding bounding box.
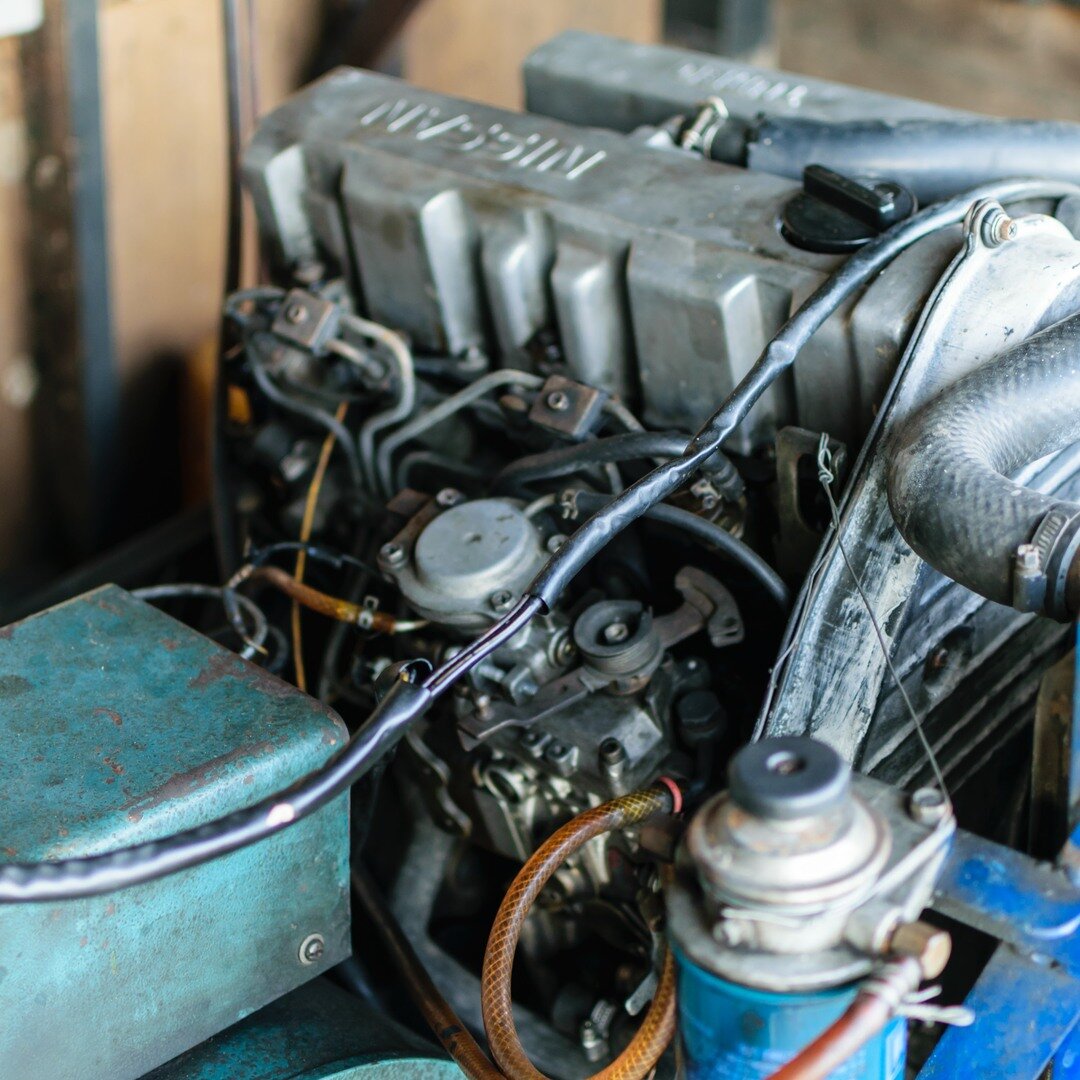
[603,622,630,644]
[298,932,325,965]
[435,488,464,508]
[599,738,627,767]
[285,302,308,325]
[380,542,406,568]
[490,589,515,612]
[546,389,571,412]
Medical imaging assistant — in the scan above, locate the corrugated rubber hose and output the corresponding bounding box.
[481,786,679,1080]
[887,312,1080,619]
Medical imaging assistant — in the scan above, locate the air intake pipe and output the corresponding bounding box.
[887,313,1080,620]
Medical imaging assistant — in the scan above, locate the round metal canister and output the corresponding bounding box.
[675,946,907,1080]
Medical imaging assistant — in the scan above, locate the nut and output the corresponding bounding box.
[908,786,949,827]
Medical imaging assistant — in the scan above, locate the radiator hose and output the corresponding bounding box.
[887,313,1080,619]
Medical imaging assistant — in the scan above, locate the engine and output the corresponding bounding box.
[7,31,1080,1080]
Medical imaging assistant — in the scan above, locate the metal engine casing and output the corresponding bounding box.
[0,588,351,1080]
[243,58,965,454]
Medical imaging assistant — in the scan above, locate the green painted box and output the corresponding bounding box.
[0,586,351,1079]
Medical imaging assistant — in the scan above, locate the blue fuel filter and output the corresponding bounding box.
[675,945,907,1080]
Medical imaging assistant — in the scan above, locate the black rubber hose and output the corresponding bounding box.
[742,118,1080,203]
[887,313,1080,620]
[492,432,744,500]
[570,491,789,612]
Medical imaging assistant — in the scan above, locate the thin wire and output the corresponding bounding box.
[815,435,950,800]
[294,402,349,691]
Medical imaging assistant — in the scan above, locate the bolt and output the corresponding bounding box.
[1016,542,1040,571]
[981,208,1017,248]
[579,1019,604,1062]
[298,932,325,965]
[546,533,568,554]
[436,487,464,508]
[474,693,494,721]
[603,622,630,644]
[490,589,515,613]
[380,541,406,568]
[545,389,571,412]
[285,302,309,325]
[908,786,950,827]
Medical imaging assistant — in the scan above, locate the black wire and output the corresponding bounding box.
[492,431,744,501]
[568,491,789,611]
[4,178,1074,902]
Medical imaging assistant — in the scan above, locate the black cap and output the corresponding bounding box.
[728,737,850,820]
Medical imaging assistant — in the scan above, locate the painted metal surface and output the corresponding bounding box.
[0,586,351,1080]
[146,979,459,1080]
[675,947,906,1079]
[918,946,1080,1079]
[931,830,1080,979]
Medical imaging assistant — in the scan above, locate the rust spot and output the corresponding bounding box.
[3,847,16,858]
[103,755,124,776]
[96,597,122,615]
[58,826,69,838]
[243,774,255,785]
[105,902,116,917]
[0,675,31,699]
[49,909,63,922]
[0,624,14,640]
[188,648,297,700]
[79,936,88,948]
[93,707,123,727]
[122,741,275,822]
[160,638,180,652]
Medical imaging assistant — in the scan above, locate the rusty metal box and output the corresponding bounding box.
[0,586,350,1079]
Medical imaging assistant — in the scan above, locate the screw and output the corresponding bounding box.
[490,589,515,612]
[545,389,571,412]
[298,932,325,965]
[380,541,406,568]
[436,487,464,508]
[285,302,309,325]
[603,622,630,644]
[908,787,949,826]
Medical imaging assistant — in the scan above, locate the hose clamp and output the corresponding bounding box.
[1013,507,1080,620]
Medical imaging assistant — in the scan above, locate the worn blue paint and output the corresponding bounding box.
[918,946,1080,1079]
[674,946,906,1079]
[931,830,1080,978]
[0,587,351,1080]
[146,978,460,1079]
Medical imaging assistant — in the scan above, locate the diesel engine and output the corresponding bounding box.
[5,30,1080,1080]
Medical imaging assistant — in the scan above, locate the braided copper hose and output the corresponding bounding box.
[481,786,679,1080]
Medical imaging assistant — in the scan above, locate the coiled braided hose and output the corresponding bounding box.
[481,785,680,1080]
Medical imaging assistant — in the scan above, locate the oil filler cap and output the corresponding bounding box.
[728,736,850,820]
[782,164,916,253]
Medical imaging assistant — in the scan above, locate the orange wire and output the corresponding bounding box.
[293,401,349,691]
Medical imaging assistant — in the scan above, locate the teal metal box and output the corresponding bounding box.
[0,586,351,1079]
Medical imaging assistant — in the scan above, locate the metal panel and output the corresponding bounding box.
[0,587,351,1080]
[146,979,459,1079]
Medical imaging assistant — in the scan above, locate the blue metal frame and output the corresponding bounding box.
[916,624,1080,1078]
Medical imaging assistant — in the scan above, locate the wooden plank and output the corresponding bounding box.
[402,0,663,109]
[776,0,1080,121]
[0,39,35,570]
